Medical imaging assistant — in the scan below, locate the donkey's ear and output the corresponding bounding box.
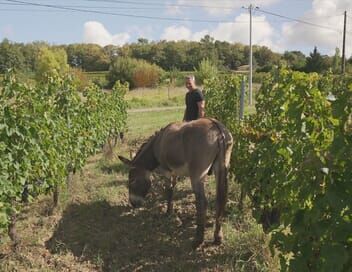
[118,155,133,166]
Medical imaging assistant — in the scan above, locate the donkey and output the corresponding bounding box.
[118,118,233,248]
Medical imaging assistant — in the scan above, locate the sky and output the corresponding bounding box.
[0,0,352,56]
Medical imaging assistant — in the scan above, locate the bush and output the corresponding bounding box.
[108,57,138,88]
[35,47,69,82]
[132,62,163,88]
[252,72,270,84]
[195,58,219,84]
[108,57,163,89]
[69,67,90,92]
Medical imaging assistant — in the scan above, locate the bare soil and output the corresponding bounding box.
[0,130,277,272]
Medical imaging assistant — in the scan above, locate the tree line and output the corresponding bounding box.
[1,35,352,81]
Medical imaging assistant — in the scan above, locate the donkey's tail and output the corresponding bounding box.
[210,119,233,217]
[208,118,233,243]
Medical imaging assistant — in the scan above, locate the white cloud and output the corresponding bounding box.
[127,25,154,41]
[210,13,275,47]
[160,13,275,47]
[279,0,352,56]
[83,21,130,46]
[192,30,210,41]
[176,0,280,16]
[161,25,193,41]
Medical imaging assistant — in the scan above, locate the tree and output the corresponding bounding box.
[21,42,48,72]
[103,44,120,60]
[215,41,244,70]
[254,46,281,72]
[66,44,109,71]
[0,39,25,73]
[108,57,163,89]
[304,46,331,73]
[35,47,69,81]
[283,50,306,71]
[199,35,218,66]
[195,58,219,84]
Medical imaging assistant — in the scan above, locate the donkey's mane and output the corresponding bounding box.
[132,127,165,163]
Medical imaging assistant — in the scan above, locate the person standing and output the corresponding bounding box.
[183,75,205,122]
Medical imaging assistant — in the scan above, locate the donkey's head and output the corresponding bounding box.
[118,156,152,208]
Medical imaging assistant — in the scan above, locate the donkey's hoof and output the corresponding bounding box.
[213,237,222,245]
[213,230,223,245]
[192,239,204,249]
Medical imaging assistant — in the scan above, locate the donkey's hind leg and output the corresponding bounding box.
[213,159,228,245]
[166,176,177,215]
[190,173,208,248]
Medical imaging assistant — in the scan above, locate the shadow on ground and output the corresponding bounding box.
[46,190,226,271]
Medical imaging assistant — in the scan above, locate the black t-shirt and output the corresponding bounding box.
[184,88,204,121]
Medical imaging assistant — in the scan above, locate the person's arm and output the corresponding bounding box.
[195,89,205,118]
[183,93,187,121]
[197,100,205,118]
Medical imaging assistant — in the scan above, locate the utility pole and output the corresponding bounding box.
[342,10,347,74]
[249,4,253,105]
[243,4,256,105]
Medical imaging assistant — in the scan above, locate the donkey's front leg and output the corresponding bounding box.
[191,177,208,248]
[166,176,177,215]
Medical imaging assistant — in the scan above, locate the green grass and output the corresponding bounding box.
[126,86,185,109]
[127,108,184,139]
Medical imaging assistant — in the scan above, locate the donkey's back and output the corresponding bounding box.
[154,118,232,178]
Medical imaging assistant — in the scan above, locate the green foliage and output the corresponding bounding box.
[332,47,341,74]
[84,71,109,88]
[206,69,352,271]
[108,57,163,89]
[283,51,306,71]
[252,72,270,84]
[69,67,90,92]
[132,61,164,88]
[0,39,25,73]
[108,57,138,88]
[0,71,127,236]
[203,74,241,133]
[237,70,352,271]
[120,38,249,71]
[3,38,352,78]
[304,46,331,73]
[253,45,281,71]
[195,58,219,84]
[35,47,69,82]
[66,44,110,71]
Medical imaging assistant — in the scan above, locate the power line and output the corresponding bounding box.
[61,0,240,10]
[4,0,351,34]
[0,2,172,10]
[304,14,345,20]
[1,1,235,10]
[256,8,347,33]
[3,0,240,23]
[0,7,85,12]
[4,0,285,24]
[1,1,348,20]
